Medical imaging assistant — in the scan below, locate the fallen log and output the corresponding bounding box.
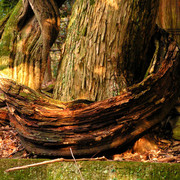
[0,28,179,157]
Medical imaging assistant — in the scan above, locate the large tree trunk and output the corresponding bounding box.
[54,0,159,101]
[0,0,62,90]
[157,0,180,44]
[0,29,179,157]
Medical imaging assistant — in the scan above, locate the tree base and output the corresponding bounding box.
[0,28,179,157]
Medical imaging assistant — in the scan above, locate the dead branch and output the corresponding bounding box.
[5,156,108,173]
[70,148,84,180]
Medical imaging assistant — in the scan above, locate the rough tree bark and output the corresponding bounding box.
[0,28,179,157]
[54,0,159,101]
[0,0,179,157]
[0,0,64,90]
[157,0,180,43]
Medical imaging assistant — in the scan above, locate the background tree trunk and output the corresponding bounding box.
[0,0,61,90]
[0,1,41,90]
[157,0,180,44]
[54,0,159,102]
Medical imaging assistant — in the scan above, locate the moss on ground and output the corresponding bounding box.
[0,159,179,180]
[173,116,180,140]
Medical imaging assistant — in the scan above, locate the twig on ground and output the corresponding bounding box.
[70,148,84,180]
[7,147,25,158]
[5,156,108,172]
[5,158,64,172]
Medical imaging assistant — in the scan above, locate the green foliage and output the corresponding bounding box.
[0,0,18,19]
[90,0,95,5]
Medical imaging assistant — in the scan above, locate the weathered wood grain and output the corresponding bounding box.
[0,28,179,157]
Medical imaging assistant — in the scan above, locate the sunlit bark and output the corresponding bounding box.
[0,0,64,90]
[54,0,159,101]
